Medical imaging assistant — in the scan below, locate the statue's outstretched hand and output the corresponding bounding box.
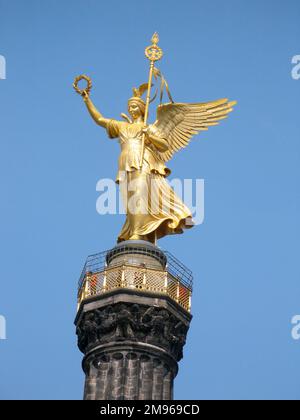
[142,127,151,145]
[81,90,89,101]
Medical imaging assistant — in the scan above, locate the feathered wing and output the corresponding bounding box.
[152,99,236,162]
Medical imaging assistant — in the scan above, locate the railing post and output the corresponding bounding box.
[176,280,180,303]
[121,266,125,287]
[143,268,147,288]
[188,290,192,312]
[103,270,107,292]
[77,292,81,311]
[84,277,89,300]
[164,272,168,294]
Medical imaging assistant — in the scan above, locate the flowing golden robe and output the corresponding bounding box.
[106,119,194,242]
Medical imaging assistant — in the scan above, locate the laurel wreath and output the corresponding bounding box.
[73,74,92,96]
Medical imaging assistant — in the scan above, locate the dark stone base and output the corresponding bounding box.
[75,242,192,400]
[83,343,176,400]
[75,290,192,400]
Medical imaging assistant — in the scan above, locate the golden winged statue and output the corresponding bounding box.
[74,35,236,244]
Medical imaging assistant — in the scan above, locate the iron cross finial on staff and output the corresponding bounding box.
[139,33,163,169]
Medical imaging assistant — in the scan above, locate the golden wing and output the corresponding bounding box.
[152,99,236,162]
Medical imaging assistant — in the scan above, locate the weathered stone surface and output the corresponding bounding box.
[75,290,192,400]
[75,242,192,400]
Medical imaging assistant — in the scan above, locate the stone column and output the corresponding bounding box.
[75,241,192,400]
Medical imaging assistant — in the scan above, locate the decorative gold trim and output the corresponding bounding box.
[77,264,192,313]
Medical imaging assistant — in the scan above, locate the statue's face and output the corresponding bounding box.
[128,102,142,120]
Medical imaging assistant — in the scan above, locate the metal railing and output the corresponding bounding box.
[77,248,193,312]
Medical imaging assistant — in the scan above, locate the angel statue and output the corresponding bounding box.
[73,34,236,244]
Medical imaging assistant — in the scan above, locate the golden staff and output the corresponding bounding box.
[139,33,163,169]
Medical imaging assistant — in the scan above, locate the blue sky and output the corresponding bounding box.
[0,0,299,400]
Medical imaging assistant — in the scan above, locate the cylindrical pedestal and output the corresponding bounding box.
[75,241,192,400]
[83,345,176,400]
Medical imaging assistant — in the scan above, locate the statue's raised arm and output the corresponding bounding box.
[73,74,117,130]
[82,92,111,129]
